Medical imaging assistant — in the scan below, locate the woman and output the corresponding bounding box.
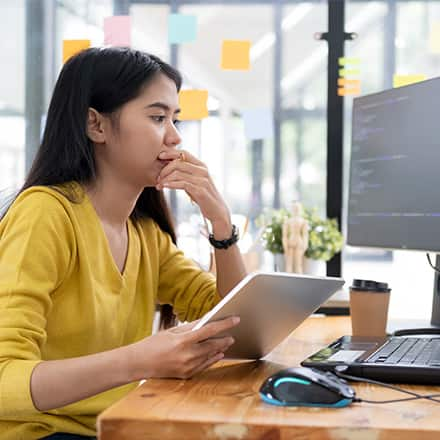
[0,47,246,439]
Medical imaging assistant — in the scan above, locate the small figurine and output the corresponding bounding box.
[282,202,309,273]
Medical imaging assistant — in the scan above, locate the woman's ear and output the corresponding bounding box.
[86,108,106,143]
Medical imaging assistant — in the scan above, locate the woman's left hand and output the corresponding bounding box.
[156,149,230,228]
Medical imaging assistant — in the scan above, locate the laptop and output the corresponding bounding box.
[193,271,344,359]
[301,333,440,384]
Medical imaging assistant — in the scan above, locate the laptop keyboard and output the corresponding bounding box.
[365,337,440,366]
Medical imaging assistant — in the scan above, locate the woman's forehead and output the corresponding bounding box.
[138,74,179,108]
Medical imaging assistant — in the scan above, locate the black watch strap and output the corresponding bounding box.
[208,224,239,249]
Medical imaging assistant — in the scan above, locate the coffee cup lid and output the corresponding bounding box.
[350,279,391,293]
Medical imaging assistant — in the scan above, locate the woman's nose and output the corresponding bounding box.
[166,121,182,146]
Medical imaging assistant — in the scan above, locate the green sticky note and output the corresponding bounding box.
[338,57,361,66]
[339,68,360,77]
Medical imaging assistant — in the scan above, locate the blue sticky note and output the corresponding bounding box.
[168,14,197,44]
[242,108,274,140]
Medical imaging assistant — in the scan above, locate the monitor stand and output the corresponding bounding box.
[387,255,440,336]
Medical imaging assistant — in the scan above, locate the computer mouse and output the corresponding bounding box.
[259,367,356,408]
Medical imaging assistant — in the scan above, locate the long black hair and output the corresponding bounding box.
[8,47,182,329]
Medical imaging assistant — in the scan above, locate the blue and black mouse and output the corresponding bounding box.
[259,367,356,408]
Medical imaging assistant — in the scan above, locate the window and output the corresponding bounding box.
[343,0,438,320]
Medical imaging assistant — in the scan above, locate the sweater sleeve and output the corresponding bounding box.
[154,224,221,322]
[0,190,74,416]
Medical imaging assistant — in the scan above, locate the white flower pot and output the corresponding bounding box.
[303,257,326,276]
[273,253,285,272]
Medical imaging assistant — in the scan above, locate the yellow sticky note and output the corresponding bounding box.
[221,40,251,70]
[178,90,208,120]
[63,40,91,63]
[393,74,426,88]
[338,57,360,66]
[339,68,360,77]
[429,22,440,54]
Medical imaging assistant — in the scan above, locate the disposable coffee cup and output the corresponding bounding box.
[349,279,391,338]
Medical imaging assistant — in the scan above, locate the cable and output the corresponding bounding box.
[334,367,440,404]
[426,253,440,273]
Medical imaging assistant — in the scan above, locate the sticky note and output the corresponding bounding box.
[393,74,426,88]
[429,22,440,53]
[63,40,91,63]
[337,78,361,87]
[221,40,251,70]
[168,14,197,44]
[339,68,360,77]
[178,90,208,120]
[338,57,360,66]
[242,108,274,140]
[104,16,131,46]
[337,87,361,96]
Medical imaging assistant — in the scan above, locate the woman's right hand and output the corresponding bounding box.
[127,316,240,380]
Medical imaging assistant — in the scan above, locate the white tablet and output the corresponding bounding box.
[193,271,344,359]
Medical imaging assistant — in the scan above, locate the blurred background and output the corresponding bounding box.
[1,0,439,320]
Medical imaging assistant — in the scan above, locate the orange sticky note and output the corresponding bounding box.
[393,74,426,88]
[63,40,91,63]
[337,78,361,87]
[221,40,251,70]
[178,90,209,120]
[337,87,361,96]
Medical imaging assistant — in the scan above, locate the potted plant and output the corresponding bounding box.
[257,207,344,274]
[257,209,288,271]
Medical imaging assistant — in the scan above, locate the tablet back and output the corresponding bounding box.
[192,272,344,359]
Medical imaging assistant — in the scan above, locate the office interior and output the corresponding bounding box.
[1,0,439,325]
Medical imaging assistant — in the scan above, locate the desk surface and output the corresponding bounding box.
[98,316,440,439]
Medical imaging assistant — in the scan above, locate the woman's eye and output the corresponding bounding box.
[151,116,166,123]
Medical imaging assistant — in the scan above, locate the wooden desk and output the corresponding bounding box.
[98,316,440,439]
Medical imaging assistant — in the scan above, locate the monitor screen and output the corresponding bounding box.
[347,77,440,252]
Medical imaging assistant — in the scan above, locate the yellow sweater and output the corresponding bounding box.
[0,184,219,439]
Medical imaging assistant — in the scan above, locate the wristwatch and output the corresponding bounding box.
[208,224,239,249]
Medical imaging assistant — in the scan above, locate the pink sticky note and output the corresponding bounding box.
[104,16,131,47]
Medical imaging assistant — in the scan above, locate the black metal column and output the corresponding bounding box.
[273,0,282,209]
[25,0,45,172]
[325,0,346,277]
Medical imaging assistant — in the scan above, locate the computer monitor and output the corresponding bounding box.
[347,77,440,331]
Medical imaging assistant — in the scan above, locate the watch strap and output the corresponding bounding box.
[208,224,239,249]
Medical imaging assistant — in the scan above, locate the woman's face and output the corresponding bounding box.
[97,73,182,188]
